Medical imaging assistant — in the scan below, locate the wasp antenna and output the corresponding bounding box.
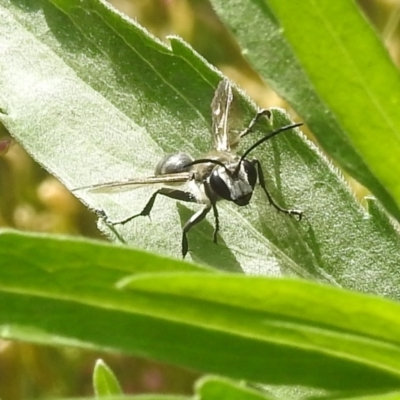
[233,122,302,176]
[241,122,302,162]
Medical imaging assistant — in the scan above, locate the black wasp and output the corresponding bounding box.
[79,79,302,257]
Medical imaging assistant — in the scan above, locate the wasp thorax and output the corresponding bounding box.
[209,159,257,206]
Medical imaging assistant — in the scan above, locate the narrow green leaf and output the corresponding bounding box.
[120,273,400,389]
[2,232,400,391]
[332,390,400,400]
[128,397,189,400]
[0,229,210,281]
[196,376,275,400]
[211,0,400,220]
[93,359,123,397]
[48,397,189,400]
[1,0,400,298]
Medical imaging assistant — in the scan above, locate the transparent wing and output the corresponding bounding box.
[73,172,192,194]
[211,79,240,152]
[211,79,239,152]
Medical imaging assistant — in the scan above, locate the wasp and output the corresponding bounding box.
[78,79,302,257]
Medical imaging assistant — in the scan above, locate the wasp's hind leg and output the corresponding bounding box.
[254,160,302,220]
[100,188,195,226]
[98,190,161,226]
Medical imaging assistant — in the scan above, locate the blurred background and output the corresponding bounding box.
[1,0,400,398]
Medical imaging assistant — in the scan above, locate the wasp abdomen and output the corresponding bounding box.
[155,153,194,175]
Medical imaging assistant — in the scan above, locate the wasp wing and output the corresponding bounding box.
[73,172,192,194]
[211,79,242,152]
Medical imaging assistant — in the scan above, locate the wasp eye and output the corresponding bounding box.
[210,170,232,201]
[242,160,257,188]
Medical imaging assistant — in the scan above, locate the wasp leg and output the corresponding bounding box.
[182,205,212,258]
[203,181,220,245]
[253,160,302,220]
[211,202,219,245]
[102,190,160,225]
[239,109,271,139]
[103,189,194,225]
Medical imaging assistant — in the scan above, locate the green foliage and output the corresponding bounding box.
[0,0,400,399]
[196,377,277,400]
[93,359,123,397]
[1,0,400,291]
[212,0,400,220]
[2,230,400,397]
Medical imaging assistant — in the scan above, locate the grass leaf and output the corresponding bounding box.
[2,230,400,391]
